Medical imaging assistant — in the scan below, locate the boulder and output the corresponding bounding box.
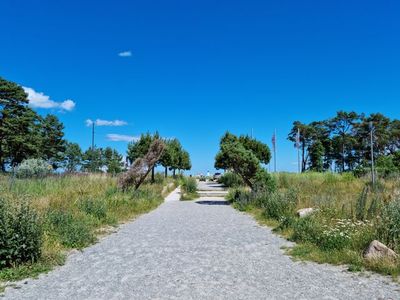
[297,208,316,218]
[363,240,398,261]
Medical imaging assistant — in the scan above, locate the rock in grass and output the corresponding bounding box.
[364,240,398,261]
[297,208,316,218]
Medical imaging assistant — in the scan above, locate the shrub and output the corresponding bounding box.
[218,172,244,188]
[292,216,321,245]
[0,198,43,268]
[181,177,197,194]
[261,189,297,220]
[252,169,276,195]
[228,188,252,211]
[15,159,52,179]
[45,210,95,249]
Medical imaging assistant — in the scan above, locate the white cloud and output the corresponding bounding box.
[86,119,128,127]
[23,87,76,111]
[106,134,138,142]
[118,50,132,57]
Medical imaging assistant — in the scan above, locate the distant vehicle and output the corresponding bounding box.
[213,172,222,181]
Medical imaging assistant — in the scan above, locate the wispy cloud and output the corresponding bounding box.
[118,50,132,57]
[86,119,128,127]
[106,134,138,142]
[23,87,76,111]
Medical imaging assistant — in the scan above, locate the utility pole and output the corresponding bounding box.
[91,122,95,150]
[370,121,375,186]
[296,128,301,173]
[273,129,277,172]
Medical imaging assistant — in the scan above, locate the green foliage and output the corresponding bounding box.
[287,111,400,175]
[45,210,95,249]
[261,189,297,220]
[215,132,273,191]
[227,188,252,211]
[377,198,400,252]
[82,148,104,172]
[79,198,107,220]
[63,142,82,172]
[309,141,325,172]
[180,177,198,200]
[218,172,244,187]
[15,159,52,179]
[252,169,276,194]
[104,147,124,175]
[0,77,68,171]
[0,198,43,268]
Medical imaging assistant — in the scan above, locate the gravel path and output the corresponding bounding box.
[3,185,400,299]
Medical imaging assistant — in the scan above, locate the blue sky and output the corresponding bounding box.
[1,0,399,174]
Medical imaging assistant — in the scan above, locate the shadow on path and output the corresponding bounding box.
[195,200,230,206]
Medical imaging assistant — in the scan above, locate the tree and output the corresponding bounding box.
[82,148,104,172]
[159,139,174,177]
[127,132,160,181]
[329,111,361,172]
[215,132,273,190]
[63,142,82,172]
[309,141,325,172]
[238,135,271,165]
[167,139,183,177]
[119,139,165,190]
[104,147,123,175]
[178,150,191,172]
[0,77,30,170]
[40,114,66,168]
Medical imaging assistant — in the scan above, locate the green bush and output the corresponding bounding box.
[0,199,43,268]
[218,172,244,187]
[15,159,52,179]
[228,188,252,211]
[45,210,95,249]
[252,169,276,194]
[181,177,197,194]
[261,189,297,220]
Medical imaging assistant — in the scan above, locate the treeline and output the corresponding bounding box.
[288,111,400,175]
[127,132,191,179]
[0,76,126,174]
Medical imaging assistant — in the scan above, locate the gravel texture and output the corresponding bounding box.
[3,185,400,299]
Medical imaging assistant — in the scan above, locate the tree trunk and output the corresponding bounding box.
[173,169,176,177]
[164,166,167,178]
[151,166,155,183]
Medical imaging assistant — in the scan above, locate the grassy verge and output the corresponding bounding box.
[227,172,400,279]
[0,174,176,290]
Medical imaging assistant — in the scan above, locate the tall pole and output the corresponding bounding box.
[370,122,375,186]
[296,128,301,173]
[274,129,277,173]
[91,122,95,150]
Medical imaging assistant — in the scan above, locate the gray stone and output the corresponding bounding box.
[364,240,398,261]
[297,207,317,218]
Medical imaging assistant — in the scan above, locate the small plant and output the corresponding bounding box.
[218,172,244,187]
[180,177,198,200]
[377,198,400,252]
[14,159,52,179]
[0,198,43,268]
